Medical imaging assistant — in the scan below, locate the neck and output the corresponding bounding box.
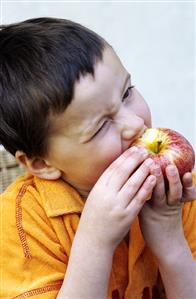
[61,174,91,200]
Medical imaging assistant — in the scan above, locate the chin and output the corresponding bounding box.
[132,127,195,178]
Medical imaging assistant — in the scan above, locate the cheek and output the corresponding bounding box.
[89,134,122,176]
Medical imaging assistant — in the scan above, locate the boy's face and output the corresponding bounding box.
[46,46,152,198]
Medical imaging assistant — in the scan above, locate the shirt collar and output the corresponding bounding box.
[34,176,85,217]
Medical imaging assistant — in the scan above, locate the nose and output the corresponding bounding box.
[115,113,145,141]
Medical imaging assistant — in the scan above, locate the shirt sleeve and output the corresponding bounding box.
[1,185,69,299]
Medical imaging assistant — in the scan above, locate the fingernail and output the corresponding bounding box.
[129,146,138,153]
[139,147,148,155]
[145,158,154,167]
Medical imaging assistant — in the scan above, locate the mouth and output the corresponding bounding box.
[138,126,148,138]
[132,127,147,145]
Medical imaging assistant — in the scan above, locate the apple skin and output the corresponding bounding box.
[132,128,195,179]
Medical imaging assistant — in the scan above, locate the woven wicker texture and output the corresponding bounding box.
[0,148,25,193]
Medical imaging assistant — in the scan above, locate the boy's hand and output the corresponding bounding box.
[76,147,157,251]
[139,163,196,258]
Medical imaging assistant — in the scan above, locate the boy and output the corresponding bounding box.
[0,17,195,299]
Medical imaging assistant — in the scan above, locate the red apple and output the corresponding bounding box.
[132,128,195,178]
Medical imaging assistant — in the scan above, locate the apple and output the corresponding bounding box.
[132,128,195,178]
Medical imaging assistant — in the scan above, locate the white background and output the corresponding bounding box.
[0,0,195,149]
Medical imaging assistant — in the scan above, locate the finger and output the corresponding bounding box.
[126,175,156,214]
[181,172,196,201]
[150,164,165,203]
[166,165,182,205]
[100,146,149,191]
[182,172,193,188]
[119,158,154,207]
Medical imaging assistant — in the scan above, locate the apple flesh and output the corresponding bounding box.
[132,128,195,178]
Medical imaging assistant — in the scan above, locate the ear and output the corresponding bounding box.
[15,150,61,180]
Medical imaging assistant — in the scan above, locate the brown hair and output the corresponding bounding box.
[0,17,106,158]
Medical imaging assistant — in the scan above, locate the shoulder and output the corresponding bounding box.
[1,173,84,218]
[1,173,38,229]
[0,174,84,298]
[1,174,84,254]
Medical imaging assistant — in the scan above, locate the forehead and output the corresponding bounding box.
[52,46,127,138]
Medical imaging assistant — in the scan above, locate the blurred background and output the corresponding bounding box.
[0,1,195,190]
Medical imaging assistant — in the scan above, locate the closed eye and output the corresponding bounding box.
[91,85,135,140]
[91,120,109,139]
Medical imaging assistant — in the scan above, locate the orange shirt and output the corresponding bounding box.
[0,173,196,299]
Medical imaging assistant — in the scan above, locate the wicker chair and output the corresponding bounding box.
[0,147,25,193]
